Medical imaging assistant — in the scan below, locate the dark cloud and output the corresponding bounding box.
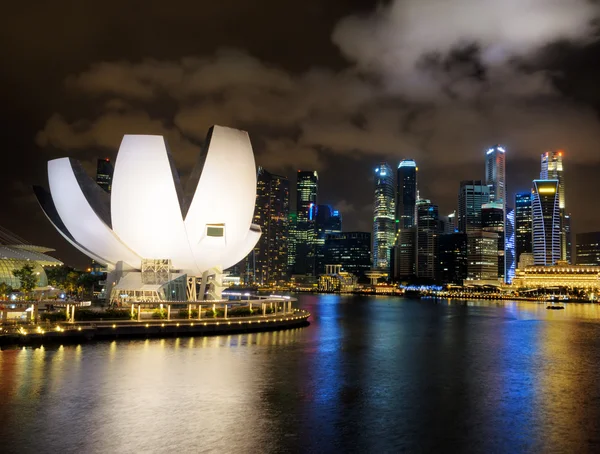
[2,0,600,267]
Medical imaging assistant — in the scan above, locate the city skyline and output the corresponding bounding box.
[3,2,600,269]
[21,142,596,271]
[4,2,600,452]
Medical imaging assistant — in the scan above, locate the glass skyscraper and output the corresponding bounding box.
[532,179,561,266]
[576,232,600,266]
[505,208,516,283]
[482,202,505,281]
[324,232,372,278]
[467,232,499,281]
[294,170,318,275]
[515,191,533,265]
[484,145,510,281]
[396,159,417,230]
[541,151,568,262]
[565,214,572,264]
[458,180,490,234]
[373,163,395,271]
[249,167,289,285]
[416,199,438,280]
[287,212,297,274]
[485,145,506,208]
[315,205,342,274]
[96,158,114,193]
[437,233,468,285]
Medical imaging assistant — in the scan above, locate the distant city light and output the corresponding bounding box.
[398,160,417,168]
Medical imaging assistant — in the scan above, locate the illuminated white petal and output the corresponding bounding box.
[48,158,141,267]
[111,135,196,271]
[185,126,258,270]
[221,225,262,270]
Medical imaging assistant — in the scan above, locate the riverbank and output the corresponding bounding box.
[0,309,310,348]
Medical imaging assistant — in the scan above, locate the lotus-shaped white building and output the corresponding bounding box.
[35,125,261,302]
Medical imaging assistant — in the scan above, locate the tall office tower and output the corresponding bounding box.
[467,231,499,281]
[540,151,567,261]
[96,158,114,193]
[315,205,342,274]
[576,232,600,265]
[416,199,439,280]
[287,212,297,274]
[324,232,372,278]
[392,228,417,281]
[532,180,561,266]
[437,233,468,285]
[485,145,506,207]
[294,171,318,275]
[505,208,516,283]
[458,180,490,234]
[248,167,290,285]
[482,202,505,280]
[515,191,533,264]
[564,214,572,264]
[396,159,418,230]
[441,211,457,234]
[373,163,396,271]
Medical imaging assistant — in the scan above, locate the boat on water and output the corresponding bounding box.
[546,305,565,310]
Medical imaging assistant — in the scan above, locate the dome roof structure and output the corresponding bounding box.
[0,227,62,288]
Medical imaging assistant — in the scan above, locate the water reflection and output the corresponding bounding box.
[2,296,600,453]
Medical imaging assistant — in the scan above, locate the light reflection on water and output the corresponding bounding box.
[2,296,600,453]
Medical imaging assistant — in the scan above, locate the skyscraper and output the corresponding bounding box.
[324,232,372,278]
[515,191,533,264]
[373,163,395,271]
[467,232,499,281]
[532,180,561,266]
[416,199,438,280]
[294,171,318,275]
[437,233,468,285]
[505,208,516,283]
[296,170,318,222]
[396,159,417,230]
[315,205,342,274]
[96,158,114,193]
[458,180,490,234]
[392,228,416,280]
[287,212,297,274]
[249,167,290,285]
[485,145,506,208]
[564,213,572,264]
[482,202,505,280]
[541,151,568,261]
[441,211,457,234]
[576,232,600,266]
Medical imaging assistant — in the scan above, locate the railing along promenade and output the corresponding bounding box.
[0,297,310,346]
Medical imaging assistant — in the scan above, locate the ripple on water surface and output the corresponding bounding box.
[2,296,600,453]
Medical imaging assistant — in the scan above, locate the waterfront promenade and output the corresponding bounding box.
[0,298,310,347]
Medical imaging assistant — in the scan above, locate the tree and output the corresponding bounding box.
[65,271,80,296]
[12,265,38,300]
[45,265,75,288]
[0,282,13,300]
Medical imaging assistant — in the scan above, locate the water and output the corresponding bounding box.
[3,295,600,453]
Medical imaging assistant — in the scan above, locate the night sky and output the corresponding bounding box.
[2,0,600,268]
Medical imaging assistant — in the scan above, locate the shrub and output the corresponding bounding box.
[152,308,167,319]
[178,309,199,318]
[40,311,67,322]
[75,309,130,321]
[228,307,252,316]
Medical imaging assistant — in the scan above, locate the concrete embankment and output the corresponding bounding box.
[0,310,310,348]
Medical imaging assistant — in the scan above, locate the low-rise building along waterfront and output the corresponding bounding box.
[512,262,600,290]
